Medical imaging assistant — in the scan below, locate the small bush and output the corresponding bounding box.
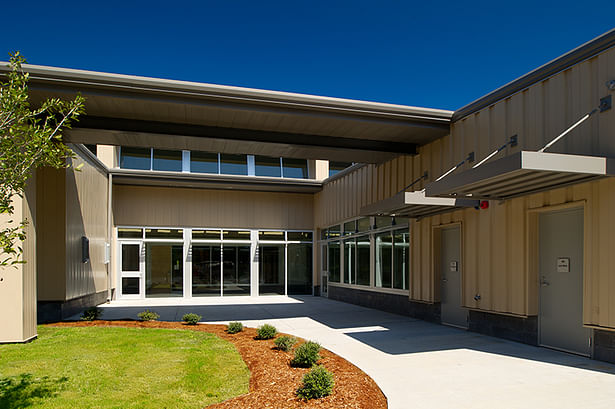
[291,341,321,367]
[226,322,244,334]
[81,306,102,321]
[274,335,297,351]
[256,324,277,340]
[296,365,334,400]
[182,313,201,325]
[137,309,160,321]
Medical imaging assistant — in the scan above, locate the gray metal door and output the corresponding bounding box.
[440,226,467,328]
[539,207,590,355]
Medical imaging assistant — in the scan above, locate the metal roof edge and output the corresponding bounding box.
[0,62,452,123]
[453,28,615,122]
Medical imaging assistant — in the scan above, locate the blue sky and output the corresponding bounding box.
[2,1,614,110]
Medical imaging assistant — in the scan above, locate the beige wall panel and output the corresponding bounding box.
[114,186,314,230]
[97,145,116,169]
[36,168,66,301]
[0,181,37,342]
[65,154,109,301]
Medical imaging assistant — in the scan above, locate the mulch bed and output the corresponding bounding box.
[49,321,387,409]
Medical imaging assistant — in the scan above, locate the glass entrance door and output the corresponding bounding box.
[120,241,143,298]
[223,245,251,295]
[259,245,285,295]
[192,245,221,296]
[145,242,184,297]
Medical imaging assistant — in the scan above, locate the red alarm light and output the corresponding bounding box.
[479,200,489,209]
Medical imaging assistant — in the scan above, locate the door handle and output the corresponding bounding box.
[442,278,448,283]
[540,276,550,286]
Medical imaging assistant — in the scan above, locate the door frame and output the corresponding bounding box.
[527,200,592,356]
[117,240,145,299]
[432,221,466,327]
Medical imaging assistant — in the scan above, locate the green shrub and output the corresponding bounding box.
[256,324,277,340]
[81,306,102,321]
[291,341,321,367]
[274,335,297,351]
[296,365,334,400]
[137,309,160,321]
[226,322,244,334]
[182,313,201,325]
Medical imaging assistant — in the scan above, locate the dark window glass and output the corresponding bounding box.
[121,244,140,271]
[84,144,97,155]
[393,230,409,290]
[329,161,353,177]
[259,245,285,295]
[282,158,308,179]
[118,228,143,239]
[192,230,221,240]
[328,241,340,283]
[223,246,251,295]
[153,149,182,172]
[192,245,221,296]
[254,156,281,177]
[357,235,370,285]
[145,228,183,239]
[393,217,409,226]
[287,231,312,241]
[343,220,356,236]
[223,230,251,241]
[288,243,312,295]
[191,151,218,174]
[320,229,328,241]
[145,243,183,297]
[120,147,150,170]
[327,225,341,239]
[220,154,248,175]
[357,218,371,232]
[259,231,285,241]
[122,278,140,295]
[375,216,393,229]
[375,232,392,288]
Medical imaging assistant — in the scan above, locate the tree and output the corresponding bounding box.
[0,52,85,266]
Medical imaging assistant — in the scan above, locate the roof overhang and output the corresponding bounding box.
[1,63,453,163]
[110,169,322,193]
[425,151,615,200]
[360,190,479,219]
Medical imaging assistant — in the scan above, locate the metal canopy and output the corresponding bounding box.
[360,190,479,219]
[111,169,322,193]
[425,151,615,200]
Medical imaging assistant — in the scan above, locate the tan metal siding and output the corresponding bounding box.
[0,181,37,342]
[36,167,66,301]
[113,185,314,230]
[64,155,109,301]
[453,46,615,159]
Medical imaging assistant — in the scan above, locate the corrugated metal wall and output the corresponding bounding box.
[64,155,109,301]
[36,168,66,301]
[114,185,314,230]
[314,43,615,326]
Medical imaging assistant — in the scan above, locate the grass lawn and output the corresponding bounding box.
[0,326,250,409]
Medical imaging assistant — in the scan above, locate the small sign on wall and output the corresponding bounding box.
[557,257,570,273]
[449,261,458,272]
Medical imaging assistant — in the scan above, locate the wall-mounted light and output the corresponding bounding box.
[81,236,90,264]
[607,79,615,91]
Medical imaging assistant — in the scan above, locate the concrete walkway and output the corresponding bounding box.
[92,296,615,409]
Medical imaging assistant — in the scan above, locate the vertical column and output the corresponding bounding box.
[184,228,191,298]
[250,230,259,296]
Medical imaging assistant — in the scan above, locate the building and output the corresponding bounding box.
[1,28,614,363]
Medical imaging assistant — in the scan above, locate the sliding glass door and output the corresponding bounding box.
[145,243,184,297]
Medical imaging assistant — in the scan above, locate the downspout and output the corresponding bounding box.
[106,173,113,302]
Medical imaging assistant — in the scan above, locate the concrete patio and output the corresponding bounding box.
[88,296,615,409]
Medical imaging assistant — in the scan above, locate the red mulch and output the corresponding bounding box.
[49,321,387,409]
